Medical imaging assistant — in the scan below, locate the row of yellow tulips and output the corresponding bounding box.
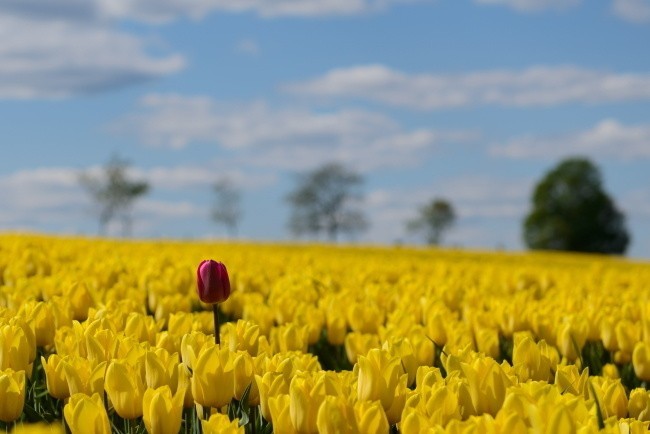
[1,234,650,433]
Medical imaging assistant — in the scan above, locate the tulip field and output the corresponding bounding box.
[3,234,650,433]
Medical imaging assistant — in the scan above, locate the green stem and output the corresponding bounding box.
[213,304,220,346]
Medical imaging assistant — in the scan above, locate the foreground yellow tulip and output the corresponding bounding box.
[629,388,650,421]
[191,345,235,409]
[357,348,406,412]
[255,371,291,422]
[316,396,357,434]
[41,354,70,400]
[202,413,244,434]
[142,385,184,434]
[0,323,33,373]
[353,400,389,434]
[289,373,329,434]
[268,395,296,434]
[104,360,145,419]
[0,368,25,423]
[10,422,65,434]
[63,393,111,434]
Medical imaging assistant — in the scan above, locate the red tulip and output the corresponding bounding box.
[196,260,231,304]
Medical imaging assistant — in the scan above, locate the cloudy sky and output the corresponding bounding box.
[1,0,650,256]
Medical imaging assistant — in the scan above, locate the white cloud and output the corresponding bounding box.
[0,0,430,24]
[0,163,273,234]
[285,64,650,110]
[111,94,475,171]
[491,119,650,160]
[474,0,581,12]
[0,15,184,99]
[97,0,430,21]
[612,0,650,23]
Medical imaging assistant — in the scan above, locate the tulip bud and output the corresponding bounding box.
[353,401,389,434]
[42,354,70,400]
[142,386,184,434]
[629,388,650,421]
[634,342,650,381]
[0,368,25,423]
[196,260,231,304]
[202,413,244,434]
[191,346,235,409]
[268,395,296,434]
[63,393,111,434]
[104,360,145,419]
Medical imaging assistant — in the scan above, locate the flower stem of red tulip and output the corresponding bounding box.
[213,303,220,345]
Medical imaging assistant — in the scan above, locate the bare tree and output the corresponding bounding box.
[211,177,243,238]
[286,162,368,242]
[79,154,149,236]
[407,198,456,245]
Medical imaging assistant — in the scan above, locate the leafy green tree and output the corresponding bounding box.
[211,177,242,238]
[407,198,456,245]
[79,154,149,236]
[286,162,368,241]
[523,157,629,254]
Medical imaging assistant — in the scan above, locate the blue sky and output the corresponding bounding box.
[1,0,650,256]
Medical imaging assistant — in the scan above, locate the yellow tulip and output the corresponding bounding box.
[180,331,213,371]
[602,363,620,380]
[124,312,158,345]
[556,321,587,362]
[63,393,111,434]
[255,371,291,422]
[554,364,589,399]
[325,310,347,346]
[512,336,552,382]
[142,385,184,434]
[289,373,328,434]
[0,323,33,373]
[167,312,194,337]
[409,330,435,368]
[104,360,145,419]
[224,320,261,356]
[10,422,65,434]
[21,301,56,347]
[353,400,389,434]
[41,354,70,400]
[270,324,309,353]
[357,349,405,411]
[84,328,116,364]
[63,357,106,396]
[633,342,650,381]
[268,395,296,434]
[202,413,244,434]
[144,350,172,390]
[601,317,619,352]
[316,396,357,434]
[347,302,383,334]
[64,281,94,321]
[293,305,325,345]
[474,327,500,360]
[459,356,513,416]
[191,345,235,409]
[629,388,650,421]
[382,337,417,387]
[344,333,380,365]
[617,320,641,357]
[176,363,194,408]
[233,351,257,403]
[600,379,628,419]
[0,368,25,423]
